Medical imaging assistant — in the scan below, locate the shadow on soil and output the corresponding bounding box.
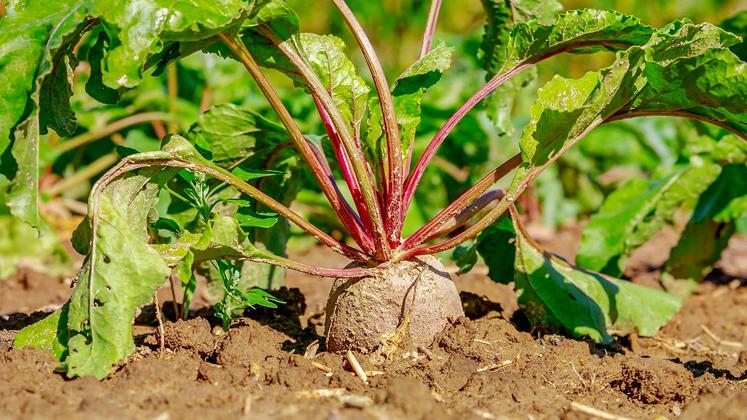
[676,359,747,381]
[0,310,55,330]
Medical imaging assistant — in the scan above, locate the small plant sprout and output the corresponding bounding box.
[4,0,747,378]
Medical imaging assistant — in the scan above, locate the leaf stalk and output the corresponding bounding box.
[329,0,405,246]
[219,32,373,257]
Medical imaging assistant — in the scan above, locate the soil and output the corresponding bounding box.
[1,232,746,419]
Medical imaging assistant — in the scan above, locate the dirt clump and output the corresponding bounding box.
[613,357,697,404]
[384,375,440,418]
[681,385,747,419]
[161,318,216,357]
[217,320,287,369]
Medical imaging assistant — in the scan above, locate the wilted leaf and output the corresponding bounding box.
[65,168,175,379]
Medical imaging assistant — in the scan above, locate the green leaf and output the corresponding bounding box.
[0,215,73,279]
[205,0,299,75]
[160,214,285,328]
[479,0,562,76]
[509,19,747,220]
[393,42,453,156]
[505,9,656,69]
[684,133,747,165]
[244,0,299,40]
[0,2,89,227]
[13,306,69,361]
[37,18,92,138]
[720,10,747,61]
[85,30,122,104]
[626,161,721,250]
[241,151,302,290]
[187,103,288,167]
[515,46,644,171]
[576,167,716,275]
[522,21,747,277]
[456,215,517,277]
[71,217,93,256]
[0,1,82,157]
[478,0,562,135]
[513,218,682,344]
[452,241,478,275]
[476,216,517,283]
[2,0,258,228]
[176,251,196,318]
[236,208,279,229]
[480,8,656,135]
[90,0,251,88]
[366,42,453,172]
[212,260,284,329]
[690,164,747,224]
[619,31,747,135]
[152,217,182,235]
[301,33,370,137]
[663,219,735,291]
[520,70,602,166]
[394,42,454,97]
[715,194,747,223]
[453,215,517,282]
[230,167,283,182]
[661,164,747,289]
[65,168,175,379]
[153,231,203,266]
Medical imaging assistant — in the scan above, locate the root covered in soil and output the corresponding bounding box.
[324,255,464,353]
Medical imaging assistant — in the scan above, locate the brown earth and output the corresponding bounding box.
[0,233,746,419]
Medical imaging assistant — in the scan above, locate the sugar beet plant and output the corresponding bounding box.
[4,0,747,378]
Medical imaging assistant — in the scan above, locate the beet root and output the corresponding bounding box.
[324,255,464,353]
